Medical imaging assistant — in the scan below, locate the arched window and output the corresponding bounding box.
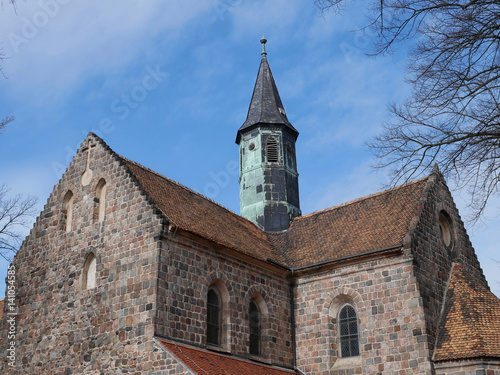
[339,305,359,357]
[82,253,97,290]
[439,210,453,247]
[95,179,107,223]
[63,190,74,233]
[266,137,279,163]
[207,288,221,346]
[249,300,261,356]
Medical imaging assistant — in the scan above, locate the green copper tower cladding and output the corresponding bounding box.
[236,39,301,232]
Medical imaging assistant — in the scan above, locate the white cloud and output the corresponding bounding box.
[1,0,212,104]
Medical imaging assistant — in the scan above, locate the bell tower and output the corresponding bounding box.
[236,38,301,232]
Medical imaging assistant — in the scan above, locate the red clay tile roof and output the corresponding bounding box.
[95,134,430,269]
[120,157,287,264]
[276,178,429,268]
[434,263,500,362]
[156,339,297,375]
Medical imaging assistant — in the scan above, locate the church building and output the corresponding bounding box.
[1,39,500,374]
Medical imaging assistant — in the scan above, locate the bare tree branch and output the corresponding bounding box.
[318,0,500,222]
[0,0,19,77]
[0,184,37,262]
[0,116,36,261]
[0,115,14,134]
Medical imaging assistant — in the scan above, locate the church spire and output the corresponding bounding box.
[236,39,298,144]
[236,39,301,232]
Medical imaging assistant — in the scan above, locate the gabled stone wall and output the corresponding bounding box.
[294,254,434,374]
[0,135,171,374]
[408,173,486,355]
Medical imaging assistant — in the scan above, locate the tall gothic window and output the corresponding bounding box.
[207,288,221,346]
[266,137,279,163]
[63,190,74,233]
[82,253,97,290]
[249,300,261,355]
[339,305,359,357]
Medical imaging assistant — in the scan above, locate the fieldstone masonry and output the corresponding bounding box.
[0,132,499,374]
[0,135,172,374]
[0,134,296,373]
[155,234,294,365]
[295,255,432,374]
[408,173,486,354]
[2,39,500,373]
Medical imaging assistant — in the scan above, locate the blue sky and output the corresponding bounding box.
[0,0,499,298]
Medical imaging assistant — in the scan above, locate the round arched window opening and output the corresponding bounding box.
[249,143,256,151]
[439,211,453,247]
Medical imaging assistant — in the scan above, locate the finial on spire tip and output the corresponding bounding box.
[260,35,267,57]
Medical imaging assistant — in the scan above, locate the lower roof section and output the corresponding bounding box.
[155,338,298,375]
[433,263,500,362]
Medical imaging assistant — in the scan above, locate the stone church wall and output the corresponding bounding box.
[294,253,433,375]
[408,174,486,355]
[0,136,172,374]
[155,233,294,367]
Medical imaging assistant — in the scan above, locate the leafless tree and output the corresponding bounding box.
[317,0,500,222]
[0,118,37,261]
[0,0,19,77]
[0,184,37,261]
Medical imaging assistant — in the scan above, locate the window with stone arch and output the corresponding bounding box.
[338,304,360,358]
[62,190,74,233]
[94,178,107,223]
[249,299,261,355]
[248,292,268,357]
[207,287,222,346]
[82,253,97,290]
[438,210,453,248]
[206,279,231,350]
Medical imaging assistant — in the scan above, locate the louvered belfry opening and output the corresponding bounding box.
[266,137,279,163]
[339,305,359,357]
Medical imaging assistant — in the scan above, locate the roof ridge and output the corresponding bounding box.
[119,155,259,227]
[294,176,430,222]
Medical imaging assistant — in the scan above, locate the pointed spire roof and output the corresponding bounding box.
[236,38,298,144]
